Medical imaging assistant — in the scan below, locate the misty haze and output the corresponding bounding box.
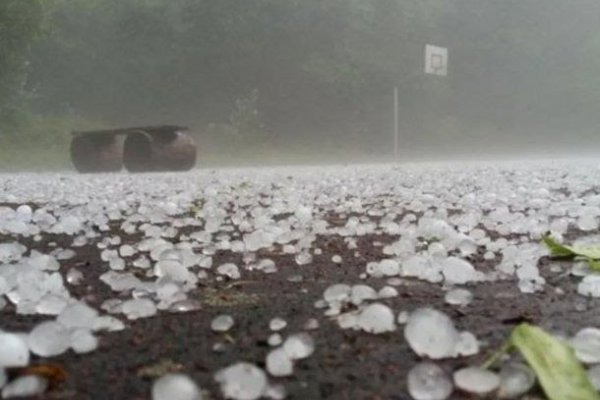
[3,1,600,167]
[2,1,600,400]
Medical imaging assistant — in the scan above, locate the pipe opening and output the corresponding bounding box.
[70,134,122,173]
[123,131,154,172]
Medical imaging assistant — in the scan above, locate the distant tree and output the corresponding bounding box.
[0,0,43,126]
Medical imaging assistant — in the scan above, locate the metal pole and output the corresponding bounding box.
[394,86,399,160]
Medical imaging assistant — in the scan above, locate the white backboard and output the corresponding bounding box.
[425,44,448,76]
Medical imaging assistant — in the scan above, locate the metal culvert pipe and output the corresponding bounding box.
[123,131,154,172]
[123,130,197,172]
[70,133,123,173]
[152,130,197,171]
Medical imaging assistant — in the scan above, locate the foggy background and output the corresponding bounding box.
[2,0,600,169]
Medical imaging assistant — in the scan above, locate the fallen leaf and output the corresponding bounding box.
[137,359,184,378]
[11,363,67,389]
[543,235,577,258]
[510,323,600,400]
[543,235,600,271]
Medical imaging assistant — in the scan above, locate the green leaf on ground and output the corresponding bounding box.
[542,235,600,271]
[542,235,577,258]
[510,323,600,400]
[588,258,600,271]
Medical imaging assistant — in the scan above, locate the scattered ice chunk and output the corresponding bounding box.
[457,237,478,257]
[441,257,482,285]
[150,243,174,262]
[314,299,327,309]
[156,281,182,303]
[152,373,202,400]
[264,383,286,400]
[303,318,319,330]
[119,245,136,257]
[214,362,268,400]
[72,235,88,247]
[453,367,500,395]
[101,249,119,262]
[282,244,295,254]
[578,276,600,297]
[0,243,26,263]
[378,286,398,299]
[404,308,459,359]
[66,268,84,285]
[417,218,454,242]
[397,311,409,324]
[154,260,190,282]
[2,375,47,398]
[55,249,76,261]
[356,303,396,334]
[255,259,277,274]
[35,294,68,315]
[444,289,473,307]
[518,278,543,294]
[16,205,32,219]
[57,302,98,329]
[294,252,313,266]
[407,362,453,400]
[211,315,235,332]
[268,334,283,347]
[350,285,378,305]
[15,269,66,305]
[366,259,400,278]
[121,298,157,320]
[269,318,287,332]
[93,316,125,332]
[266,347,294,377]
[212,342,227,352]
[323,284,352,304]
[100,271,142,292]
[283,333,315,360]
[101,299,124,314]
[497,362,536,399]
[243,230,274,252]
[571,327,600,364]
[217,263,241,279]
[337,312,358,330]
[0,333,29,367]
[516,263,545,293]
[332,255,342,264]
[70,328,98,354]
[27,252,59,271]
[197,270,208,280]
[401,255,442,283]
[133,256,151,269]
[574,300,588,312]
[27,321,70,357]
[454,331,480,357]
[294,206,312,224]
[169,299,202,313]
[577,215,598,231]
[571,261,592,277]
[427,242,447,258]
